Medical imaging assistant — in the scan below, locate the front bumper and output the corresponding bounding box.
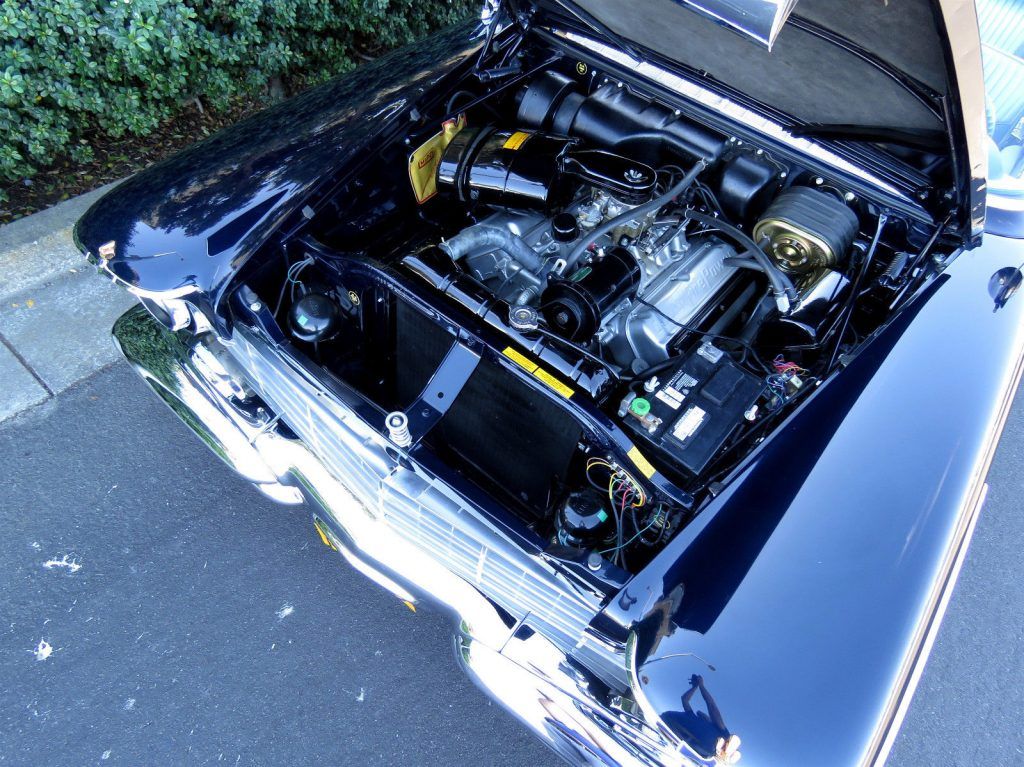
[111,305,697,767]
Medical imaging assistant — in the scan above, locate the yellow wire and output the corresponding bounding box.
[587,457,646,508]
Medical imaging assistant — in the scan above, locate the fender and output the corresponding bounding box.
[603,235,1024,766]
[73,21,480,308]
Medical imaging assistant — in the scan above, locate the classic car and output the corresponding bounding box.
[74,0,1024,764]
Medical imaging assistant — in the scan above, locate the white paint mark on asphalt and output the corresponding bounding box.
[276,603,294,621]
[124,698,136,711]
[30,541,41,550]
[374,650,382,657]
[43,554,81,573]
[355,687,365,702]
[105,483,118,496]
[32,639,52,661]
[101,750,111,760]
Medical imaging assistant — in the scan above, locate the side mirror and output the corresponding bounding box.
[989,266,1023,311]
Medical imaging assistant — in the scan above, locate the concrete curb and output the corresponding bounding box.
[0,180,122,304]
[0,180,135,423]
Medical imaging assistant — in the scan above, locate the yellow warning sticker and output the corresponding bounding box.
[502,346,538,373]
[502,130,532,151]
[627,446,657,479]
[533,367,575,399]
[408,114,466,204]
[502,347,574,399]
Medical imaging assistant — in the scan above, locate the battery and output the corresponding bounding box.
[622,343,763,476]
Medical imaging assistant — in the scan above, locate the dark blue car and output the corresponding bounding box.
[75,1,1024,764]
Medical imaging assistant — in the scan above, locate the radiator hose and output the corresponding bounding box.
[439,225,547,274]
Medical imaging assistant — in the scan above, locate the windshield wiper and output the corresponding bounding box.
[788,123,948,153]
[546,0,646,63]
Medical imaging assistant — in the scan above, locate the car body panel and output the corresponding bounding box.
[604,234,1024,766]
[76,7,1024,767]
[73,22,481,305]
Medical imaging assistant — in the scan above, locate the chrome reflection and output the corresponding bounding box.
[112,305,694,766]
[670,0,799,49]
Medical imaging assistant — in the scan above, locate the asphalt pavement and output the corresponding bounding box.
[0,364,556,767]
[2,357,1023,766]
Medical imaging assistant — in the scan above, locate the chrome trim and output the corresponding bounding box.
[111,305,686,766]
[937,0,988,243]
[670,0,798,50]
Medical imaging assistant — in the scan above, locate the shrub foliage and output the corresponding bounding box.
[0,0,476,192]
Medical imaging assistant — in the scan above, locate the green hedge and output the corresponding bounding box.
[0,0,476,195]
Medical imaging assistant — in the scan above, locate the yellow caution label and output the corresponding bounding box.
[502,347,574,399]
[502,130,532,151]
[533,367,575,399]
[408,114,466,204]
[502,346,538,373]
[627,446,657,479]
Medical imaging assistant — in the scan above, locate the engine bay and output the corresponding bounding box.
[234,55,954,574]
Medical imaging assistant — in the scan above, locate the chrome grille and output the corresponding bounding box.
[227,329,621,680]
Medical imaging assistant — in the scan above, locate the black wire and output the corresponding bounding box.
[826,213,888,369]
[533,326,623,383]
[445,89,477,114]
[627,297,772,376]
[274,251,293,317]
[700,376,817,487]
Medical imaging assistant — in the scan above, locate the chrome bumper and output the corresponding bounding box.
[112,306,694,767]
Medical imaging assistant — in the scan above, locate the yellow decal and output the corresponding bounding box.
[313,519,336,550]
[533,367,574,399]
[502,346,538,373]
[408,114,466,204]
[627,446,657,479]
[576,61,588,75]
[502,347,574,399]
[502,130,532,151]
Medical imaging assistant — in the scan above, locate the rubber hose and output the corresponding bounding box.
[565,159,708,270]
[684,210,797,305]
[440,225,546,274]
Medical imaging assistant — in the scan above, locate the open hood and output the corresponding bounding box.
[522,0,987,243]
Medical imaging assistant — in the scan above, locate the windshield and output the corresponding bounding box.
[979,0,1024,197]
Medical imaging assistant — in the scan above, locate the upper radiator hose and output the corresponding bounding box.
[440,224,548,275]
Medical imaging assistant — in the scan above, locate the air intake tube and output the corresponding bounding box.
[517,72,727,166]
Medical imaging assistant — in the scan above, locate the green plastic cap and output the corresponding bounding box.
[630,397,651,417]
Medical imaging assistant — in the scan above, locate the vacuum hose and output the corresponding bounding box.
[684,210,797,313]
[565,159,708,271]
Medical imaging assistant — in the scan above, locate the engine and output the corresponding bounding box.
[419,117,862,500]
[266,65,917,571]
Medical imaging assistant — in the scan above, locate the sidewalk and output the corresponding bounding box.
[0,182,136,422]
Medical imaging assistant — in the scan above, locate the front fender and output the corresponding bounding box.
[607,235,1024,766]
[73,21,480,306]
